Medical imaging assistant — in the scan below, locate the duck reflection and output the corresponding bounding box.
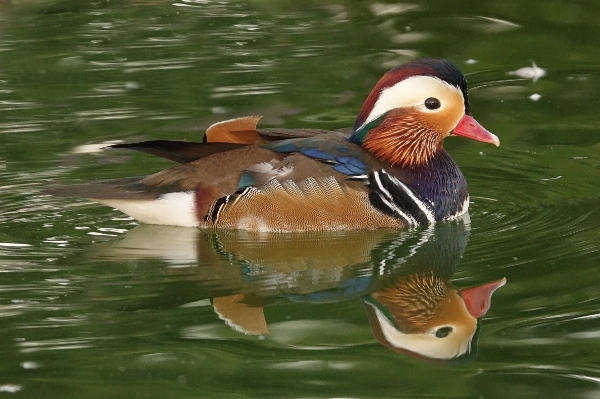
[93,216,505,363]
[361,218,506,362]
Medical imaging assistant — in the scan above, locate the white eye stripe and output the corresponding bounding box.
[360,75,463,130]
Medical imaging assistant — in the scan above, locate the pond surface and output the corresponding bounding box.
[1,0,600,398]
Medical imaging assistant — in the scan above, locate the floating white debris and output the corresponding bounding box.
[465,59,478,65]
[71,140,124,154]
[542,176,562,181]
[509,62,546,82]
[529,93,542,101]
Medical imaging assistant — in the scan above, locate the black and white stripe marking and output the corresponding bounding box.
[368,170,435,225]
[205,187,260,225]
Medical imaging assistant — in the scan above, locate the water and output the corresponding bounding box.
[1,0,600,398]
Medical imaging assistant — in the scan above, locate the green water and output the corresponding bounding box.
[1,0,600,398]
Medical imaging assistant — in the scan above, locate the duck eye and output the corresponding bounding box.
[435,327,453,338]
[424,97,441,110]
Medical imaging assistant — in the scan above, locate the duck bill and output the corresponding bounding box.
[453,114,500,146]
[459,277,507,319]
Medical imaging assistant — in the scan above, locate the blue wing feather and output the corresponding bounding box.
[300,147,337,160]
[263,135,370,176]
[266,140,301,153]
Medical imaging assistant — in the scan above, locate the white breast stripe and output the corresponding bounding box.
[375,192,417,226]
[384,171,436,223]
[372,172,417,225]
[232,187,257,205]
[347,174,369,181]
[373,172,394,202]
[212,195,232,224]
[446,195,469,220]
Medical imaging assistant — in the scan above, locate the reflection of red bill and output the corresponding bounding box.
[453,114,500,146]
[460,277,507,319]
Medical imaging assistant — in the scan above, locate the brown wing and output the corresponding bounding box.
[106,119,335,164]
[137,146,284,217]
[46,145,283,203]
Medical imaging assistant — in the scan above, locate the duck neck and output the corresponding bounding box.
[390,150,468,221]
[352,111,443,168]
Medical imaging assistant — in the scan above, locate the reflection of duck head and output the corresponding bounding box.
[364,274,505,361]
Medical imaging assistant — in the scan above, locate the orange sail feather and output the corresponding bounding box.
[205,116,262,144]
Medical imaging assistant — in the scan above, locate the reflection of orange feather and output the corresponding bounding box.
[205,116,262,144]
[212,294,269,335]
[372,272,451,333]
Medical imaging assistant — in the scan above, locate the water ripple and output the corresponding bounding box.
[211,83,285,98]
[17,338,95,353]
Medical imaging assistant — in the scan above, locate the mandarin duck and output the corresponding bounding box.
[48,58,499,232]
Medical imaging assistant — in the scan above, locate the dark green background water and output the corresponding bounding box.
[1,0,599,398]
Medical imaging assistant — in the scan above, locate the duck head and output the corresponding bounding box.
[363,273,506,361]
[349,58,500,167]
